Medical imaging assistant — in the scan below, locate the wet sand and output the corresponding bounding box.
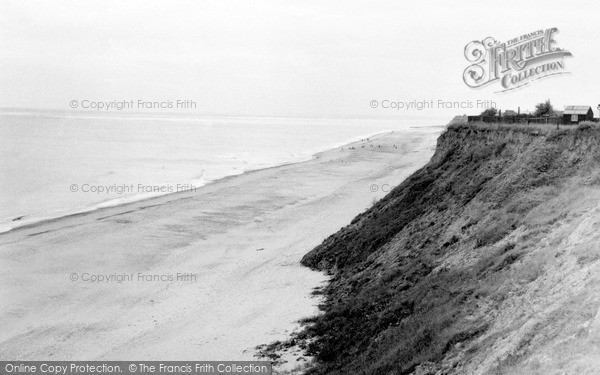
[0,128,439,368]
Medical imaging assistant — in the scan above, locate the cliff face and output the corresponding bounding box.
[301,124,600,375]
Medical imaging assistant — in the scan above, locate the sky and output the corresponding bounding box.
[1,0,600,121]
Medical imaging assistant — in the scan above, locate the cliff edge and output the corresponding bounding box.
[300,123,600,374]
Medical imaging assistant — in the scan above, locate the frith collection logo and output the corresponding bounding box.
[463,27,572,92]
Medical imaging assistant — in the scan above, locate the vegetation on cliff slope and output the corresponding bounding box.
[299,123,600,374]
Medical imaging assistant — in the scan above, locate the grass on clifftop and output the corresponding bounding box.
[294,123,600,374]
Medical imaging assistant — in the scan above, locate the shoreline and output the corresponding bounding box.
[1,127,440,236]
[0,128,440,370]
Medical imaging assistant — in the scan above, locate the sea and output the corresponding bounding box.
[0,111,443,233]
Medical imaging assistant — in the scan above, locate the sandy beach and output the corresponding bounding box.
[0,128,438,367]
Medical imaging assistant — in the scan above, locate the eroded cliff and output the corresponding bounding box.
[301,123,600,375]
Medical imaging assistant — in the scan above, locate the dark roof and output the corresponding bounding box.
[564,106,592,115]
[503,110,518,116]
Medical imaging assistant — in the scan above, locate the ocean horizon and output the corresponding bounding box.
[0,112,443,233]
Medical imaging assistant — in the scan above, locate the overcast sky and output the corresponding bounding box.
[1,0,599,120]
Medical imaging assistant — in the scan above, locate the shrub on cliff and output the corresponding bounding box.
[298,126,600,375]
